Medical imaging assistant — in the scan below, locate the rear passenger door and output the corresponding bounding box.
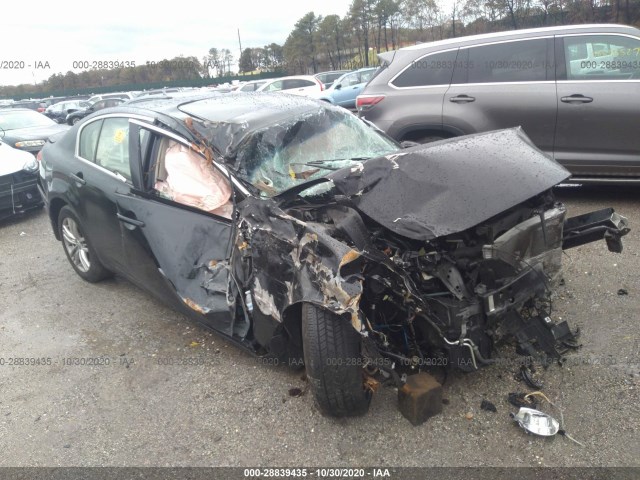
[443,37,557,155]
[554,33,640,178]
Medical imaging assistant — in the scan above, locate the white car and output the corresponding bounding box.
[237,80,268,92]
[255,75,324,96]
[0,139,43,219]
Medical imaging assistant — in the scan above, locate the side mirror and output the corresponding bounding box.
[334,83,342,90]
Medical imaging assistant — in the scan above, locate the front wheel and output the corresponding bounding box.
[71,117,81,125]
[58,206,111,283]
[302,303,371,417]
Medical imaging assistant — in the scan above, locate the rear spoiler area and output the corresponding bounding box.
[563,208,630,253]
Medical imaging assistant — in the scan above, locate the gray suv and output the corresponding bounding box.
[358,24,640,183]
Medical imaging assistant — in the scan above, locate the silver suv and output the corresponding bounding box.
[358,24,640,183]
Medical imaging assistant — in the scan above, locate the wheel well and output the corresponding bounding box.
[400,129,454,143]
[49,198,67,240]
[282,302,303,348]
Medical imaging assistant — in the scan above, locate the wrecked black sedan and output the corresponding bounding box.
[39,93,629,419]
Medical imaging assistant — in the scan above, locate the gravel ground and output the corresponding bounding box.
[0,186,638,467]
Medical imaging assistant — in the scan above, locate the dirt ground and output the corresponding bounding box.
[0,185,638,467]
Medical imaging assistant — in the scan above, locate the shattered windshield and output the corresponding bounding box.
[233,108,397,197]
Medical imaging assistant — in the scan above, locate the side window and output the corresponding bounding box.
[360,69,375,83]
[342,73,360,87]
[265,80,283,91]
[467,39,548,83]
[93,100,107,110]
[563,35,640,80]
[283,79,315,89]
[151,136,233,219]
[391,50,458,87]
[78,120,103,161]
[95,118,131,180]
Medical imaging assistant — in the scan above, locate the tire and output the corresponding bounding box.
[71,117,81,125]
[302,303,371,417]
[58,206,111,283]
[416,135,446,144]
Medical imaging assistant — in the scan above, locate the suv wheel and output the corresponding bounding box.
[302,303,371,417]
[58,206,111,283]
[416,135,446,144]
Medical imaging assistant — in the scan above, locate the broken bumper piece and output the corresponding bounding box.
[563,208,630,253]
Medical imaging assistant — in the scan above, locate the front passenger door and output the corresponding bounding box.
[114,122,239,335]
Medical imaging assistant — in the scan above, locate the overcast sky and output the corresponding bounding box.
[0,0,359,86]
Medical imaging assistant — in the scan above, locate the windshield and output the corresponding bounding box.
[0,110,56,130]
[234,108,397,197]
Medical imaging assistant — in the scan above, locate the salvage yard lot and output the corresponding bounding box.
[0,186,638,467]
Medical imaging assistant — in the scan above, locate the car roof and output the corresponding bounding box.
[399,23,639,53]
[264,75,318,82]
[103,92,342,157]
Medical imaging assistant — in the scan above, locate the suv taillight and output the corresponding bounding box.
[36,151,43,162]
[356,95,385,112]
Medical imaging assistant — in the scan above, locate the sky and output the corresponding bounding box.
[0,0,359,86]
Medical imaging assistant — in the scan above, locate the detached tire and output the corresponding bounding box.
[302,303,371,417]
[58,206,111,283]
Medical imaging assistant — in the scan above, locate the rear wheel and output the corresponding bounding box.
[58,206,111,283]
[302,303,371,417]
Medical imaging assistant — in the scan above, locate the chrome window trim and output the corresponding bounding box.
[557,79,640,83]
[449,81,556,87]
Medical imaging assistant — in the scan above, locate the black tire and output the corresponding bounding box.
[416,135,446,144]
[58,206,111,283]
[71,117,81,125]
[302,303,371,417]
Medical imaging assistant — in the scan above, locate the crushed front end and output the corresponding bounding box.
[355,194,628,376]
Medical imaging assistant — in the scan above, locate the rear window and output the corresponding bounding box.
[392,50,458,87]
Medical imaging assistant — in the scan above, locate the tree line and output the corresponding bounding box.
[2,0,639,98]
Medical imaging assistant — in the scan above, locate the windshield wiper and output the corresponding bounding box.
[291,157,370,171]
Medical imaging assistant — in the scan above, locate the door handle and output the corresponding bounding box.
[117,212,145,228]
[70,171,85,185]
[561,94,593,104]
[449,95,475,103]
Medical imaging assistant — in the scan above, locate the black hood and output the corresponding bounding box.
[1,124,69,143]
[327,128,570,241]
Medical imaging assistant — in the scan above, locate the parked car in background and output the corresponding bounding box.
[315,68,377,108]
[136,88,183,98]
[39,92,627,420]
[0,109,68,154]
[3,100,45,111]
[358,23,640,183]
[237,80,268,92]
[86,92,137,104]
[45,100,90,123]
[314,70,350,89]
[256,75,324,96]
[66,98,126,125]
[0,139,43,220]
